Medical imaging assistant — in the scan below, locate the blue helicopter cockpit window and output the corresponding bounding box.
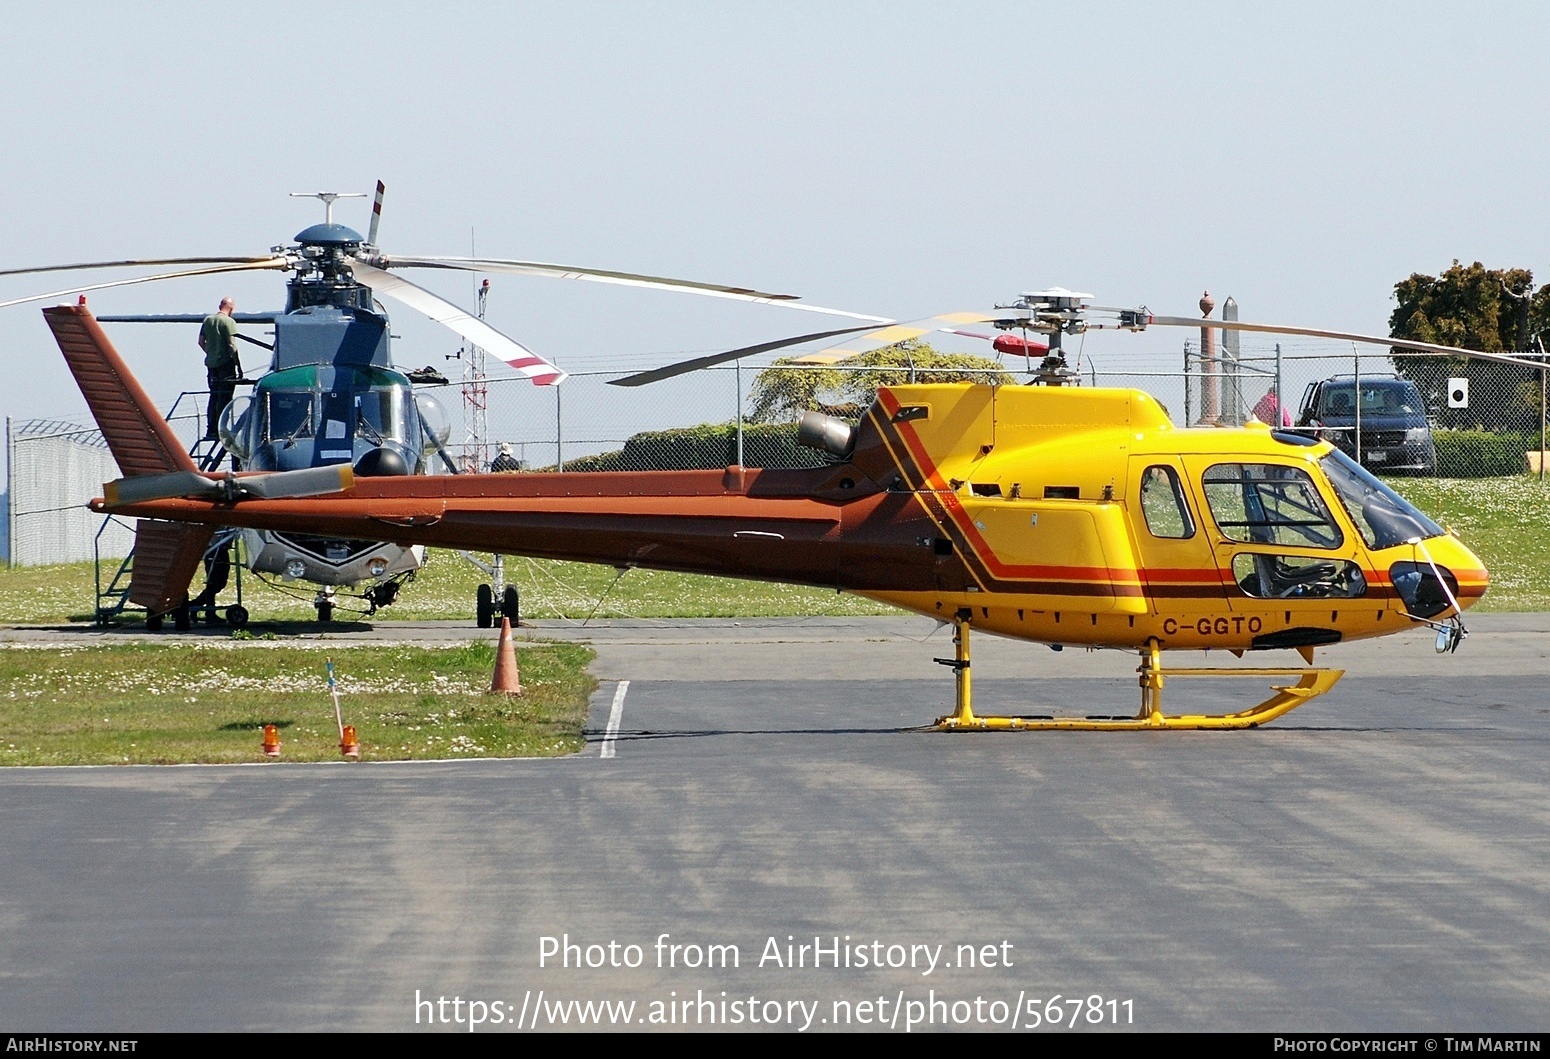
[355,389,407,445]
[264,391,315,443]
[1319,450,1445,549]
[1201,463,1342,549]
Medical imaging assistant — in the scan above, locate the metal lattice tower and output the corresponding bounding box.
[459,278,491,472]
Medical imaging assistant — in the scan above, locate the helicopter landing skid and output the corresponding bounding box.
[931,619,1343,732]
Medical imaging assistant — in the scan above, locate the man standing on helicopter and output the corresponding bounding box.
[198,296,241,439]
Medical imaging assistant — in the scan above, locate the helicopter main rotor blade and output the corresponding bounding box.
[1143,316,1550,371]
[783,313,1003,365]
[348,261,567,386]
[0,257,285,279]
[381,256,892,323]
[609,324,884,387]
[0,260,291,311]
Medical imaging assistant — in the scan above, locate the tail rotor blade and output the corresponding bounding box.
[242,463,355,499]
[104,471,224,507]
[103,464,355,508]
[367,180,385,246]
[348,260,567,385]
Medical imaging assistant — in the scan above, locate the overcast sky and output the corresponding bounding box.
[2,1,1546,455]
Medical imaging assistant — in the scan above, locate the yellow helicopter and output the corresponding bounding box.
[44,288,1511,731]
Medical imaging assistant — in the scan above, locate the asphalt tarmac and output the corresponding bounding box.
[0,614,1546,1033]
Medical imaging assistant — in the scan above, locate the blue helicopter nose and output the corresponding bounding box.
[294,222,364,246]
[355,446,412,477]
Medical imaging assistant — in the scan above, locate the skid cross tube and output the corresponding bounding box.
[932,619,1343,731]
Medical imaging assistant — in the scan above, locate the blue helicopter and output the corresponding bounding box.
[1,186,886,625]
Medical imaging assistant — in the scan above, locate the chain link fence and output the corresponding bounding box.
[7,419,134,567]
[426,341,1549,482]
[8,343,1545,567]
[6,400,205,568]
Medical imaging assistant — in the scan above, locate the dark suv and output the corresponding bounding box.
[1295,375,1436,474]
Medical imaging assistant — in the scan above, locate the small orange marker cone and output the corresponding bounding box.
[490,617,522,695]
[262,724,281,758]
[340,725,360,760]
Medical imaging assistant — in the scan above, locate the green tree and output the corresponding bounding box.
[748,339,1011,423]
[1389,261,1550,431]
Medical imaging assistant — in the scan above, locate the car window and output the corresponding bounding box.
[1318,381,1423,417]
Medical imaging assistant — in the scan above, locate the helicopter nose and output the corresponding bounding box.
[354,445,412,477]
[1388,536,1488,616]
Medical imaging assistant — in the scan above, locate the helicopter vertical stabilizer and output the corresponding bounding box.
[42,304,210,615]
[42,304,197,477]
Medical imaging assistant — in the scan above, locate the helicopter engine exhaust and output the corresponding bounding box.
[797,411,857,460]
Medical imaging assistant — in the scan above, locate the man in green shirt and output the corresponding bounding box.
[198,297,241,439]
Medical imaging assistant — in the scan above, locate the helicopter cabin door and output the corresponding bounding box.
[1184,457,1370,625]
[1127,458,1227,616]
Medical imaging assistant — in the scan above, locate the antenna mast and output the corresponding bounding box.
[459,276,491,472]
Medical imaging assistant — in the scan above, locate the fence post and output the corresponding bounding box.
[555,385,564,473]
[1353,347,1362,466]
[5,416,11,569]
[735,358,744,467]
[1275,343,1284,427]
[1183,341,1193,426]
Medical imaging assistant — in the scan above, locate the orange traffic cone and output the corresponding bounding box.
[490,617,522,695]
[262,724,281,758]
[340,724,360,760]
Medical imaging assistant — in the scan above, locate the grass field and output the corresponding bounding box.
[0,550,893,627]
[1387,476,1550,611]
[0,640,595,765]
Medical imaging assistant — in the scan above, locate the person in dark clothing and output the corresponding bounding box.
[199,297,241,439]
[490,442,522,472]
[188,545,232,623]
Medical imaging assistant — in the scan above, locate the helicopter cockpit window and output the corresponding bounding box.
[1231,553,1367,599]
[264,391,315,443]
[1319,449,1445,549]
[1139,465,1195,539]
[1201,463,1342,549]
[355,389,406,445]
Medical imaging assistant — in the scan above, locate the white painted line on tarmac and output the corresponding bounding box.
[600,680,629,759]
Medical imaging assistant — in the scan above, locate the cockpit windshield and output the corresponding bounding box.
[264,391,315,443]
[355,388,408,445]
[1320,449,1445,548]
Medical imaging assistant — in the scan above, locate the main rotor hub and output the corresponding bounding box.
[277,224,375,313]
[293,222,365,248]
